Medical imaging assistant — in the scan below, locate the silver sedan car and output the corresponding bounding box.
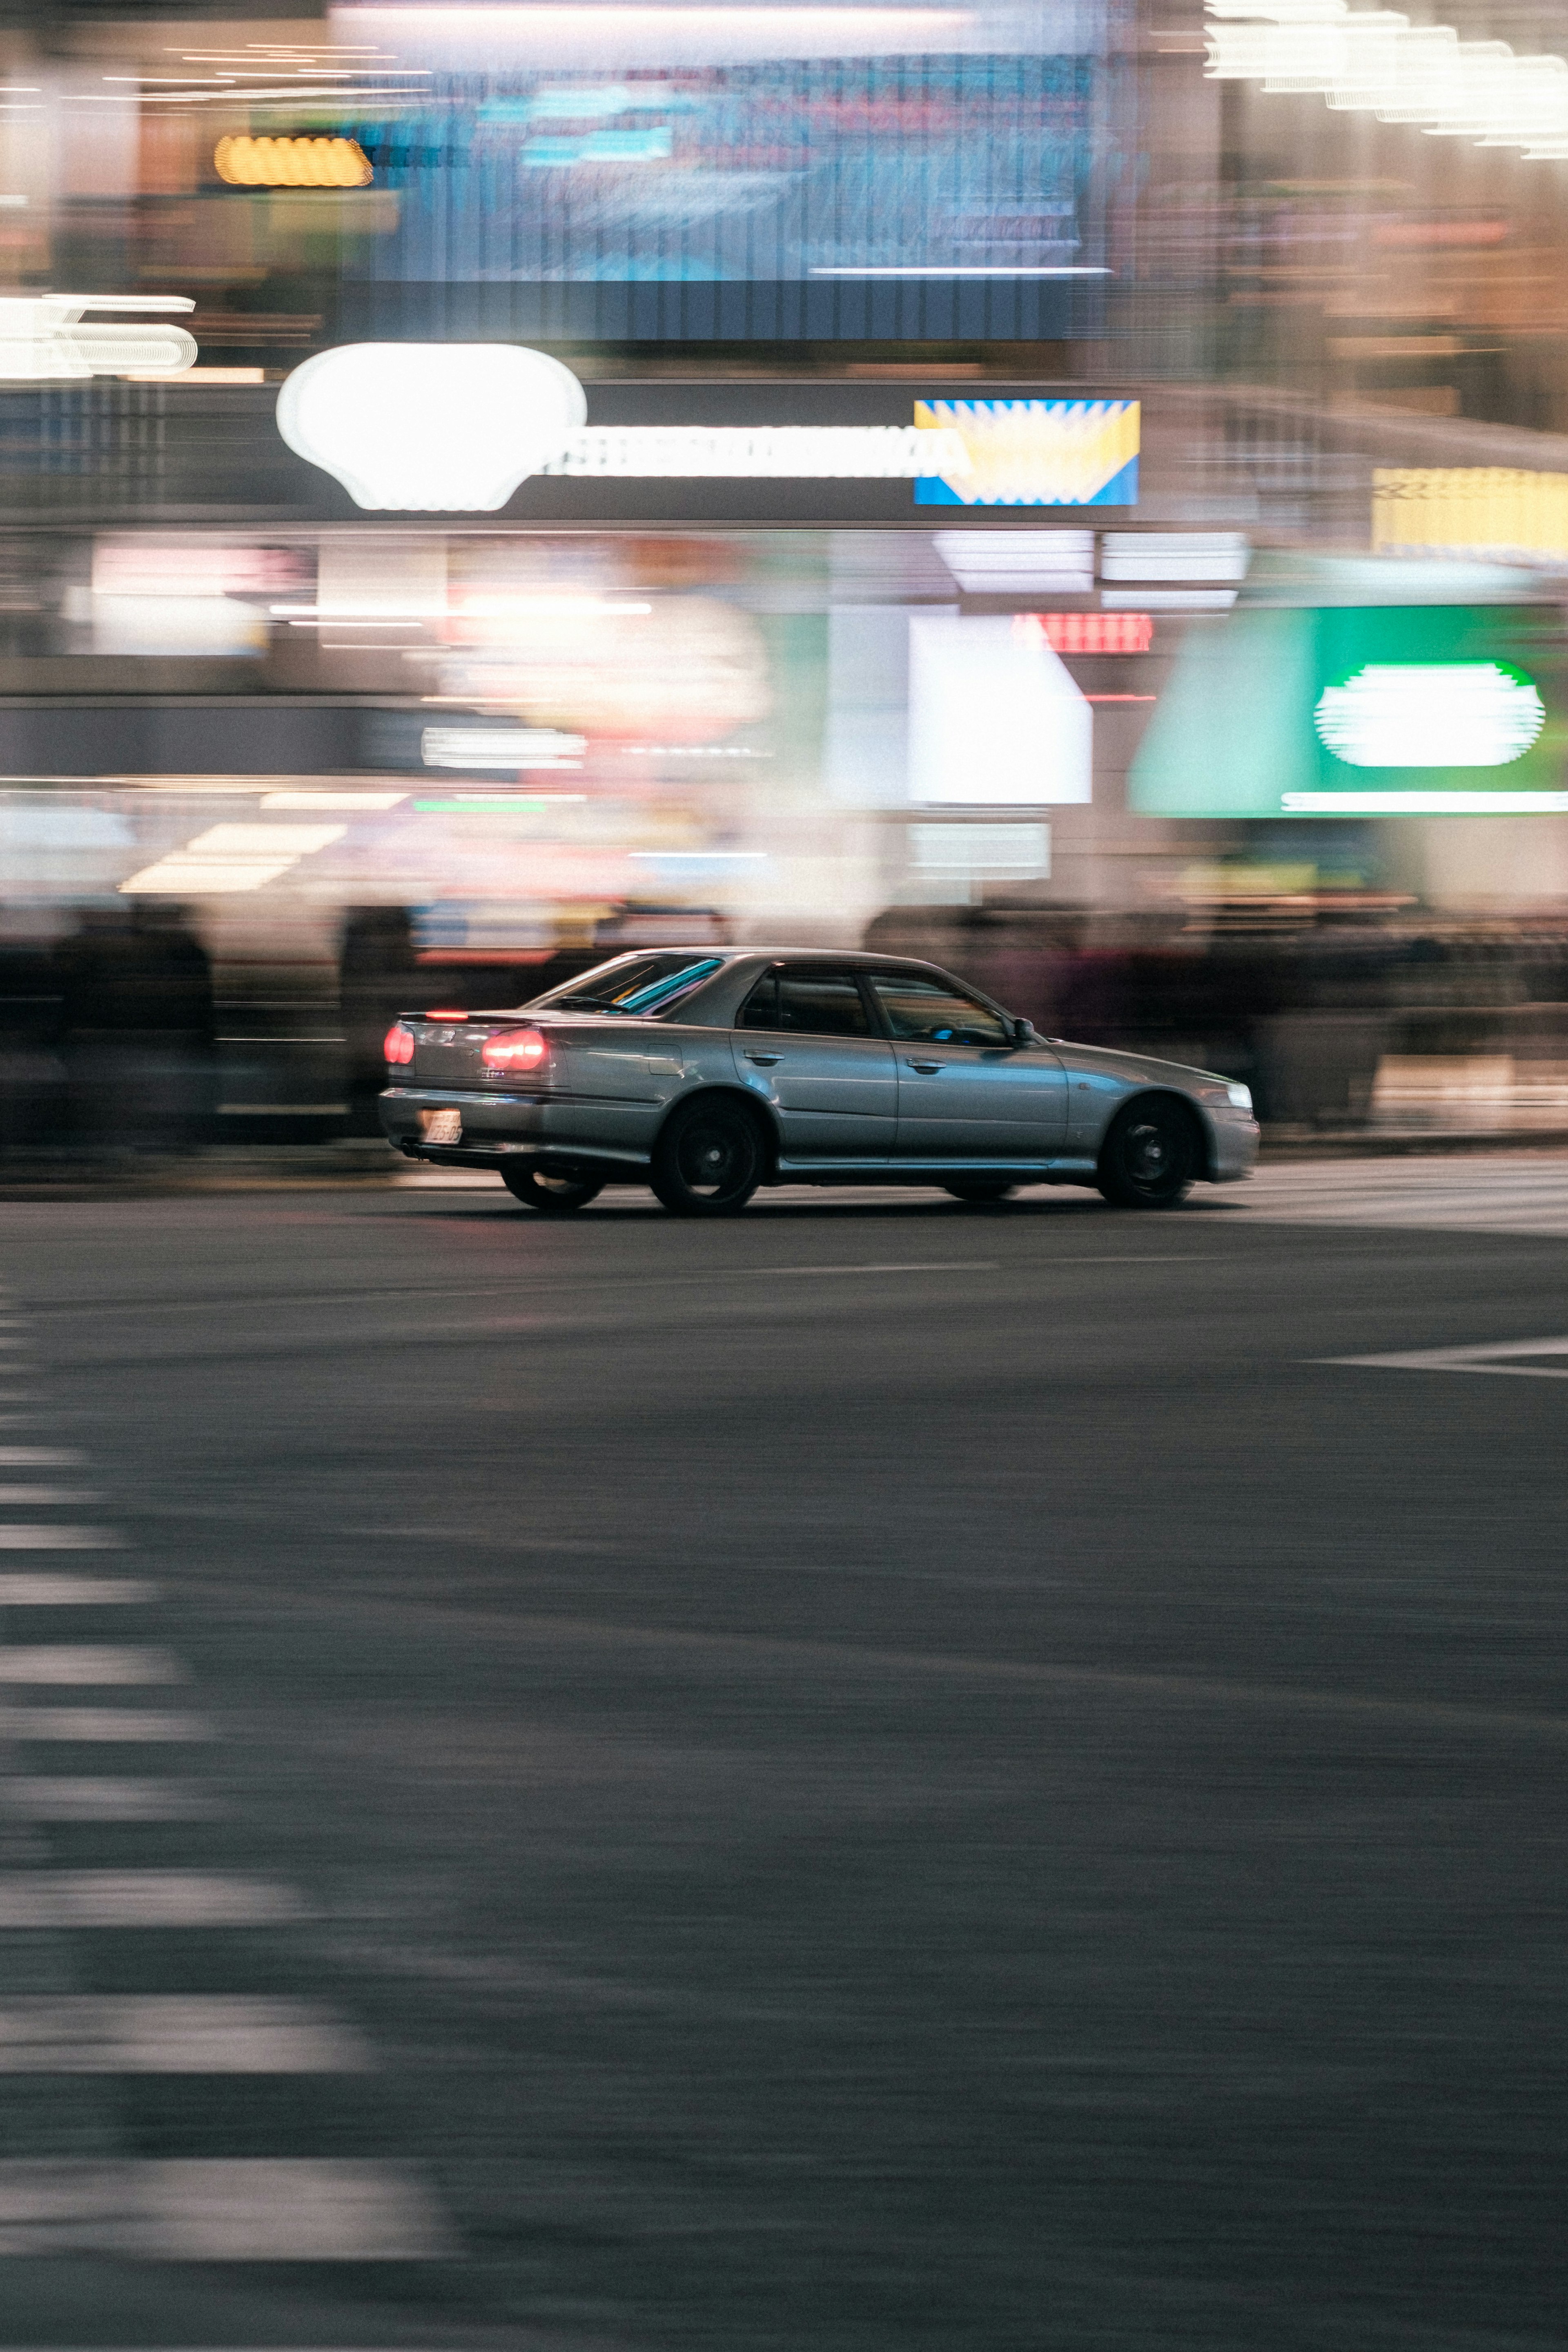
[380,948,1259,1216]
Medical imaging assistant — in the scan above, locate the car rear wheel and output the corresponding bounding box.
[1096,1098,1200,1209]
[942,1179,1016,1204]
[502,1163,606,1215]
[650,1097,762,1216]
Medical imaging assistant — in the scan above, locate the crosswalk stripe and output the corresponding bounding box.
[0,1448,85,1466]
[0,1706,212,1740]
[0,1777,219,1820]
[0,1872,304,1927]
[0,1487,100,1505]
[0,1575,157,1606]
[0,1787,217,1825]
[0,1646,182,1684]
[0,2159,449,2257]
[0,1526,123,1550]
[1225,1158,1568,1236]
[0,1998,371,2073]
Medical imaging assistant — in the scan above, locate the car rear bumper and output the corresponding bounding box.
[379,1086,650,1169]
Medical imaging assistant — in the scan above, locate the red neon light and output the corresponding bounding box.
[1025,612,1154,655]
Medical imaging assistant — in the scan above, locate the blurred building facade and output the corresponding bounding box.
[7,0,1568,1148]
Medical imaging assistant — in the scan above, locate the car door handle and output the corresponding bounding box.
[744,1051,781,1066]
[907,1060,944,1074]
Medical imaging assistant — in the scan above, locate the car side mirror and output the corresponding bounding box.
[1010,1017,1035,1046]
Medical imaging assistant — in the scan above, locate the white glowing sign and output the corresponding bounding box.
[1313,664,1546,768]
[907,614,1092,806]
[277,343,970,509]
[276,343,589,513]
[0,294,196,382]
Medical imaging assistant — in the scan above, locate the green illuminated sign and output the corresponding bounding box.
[1130,604,1568,817]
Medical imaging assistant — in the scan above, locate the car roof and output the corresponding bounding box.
[698,948,945,971]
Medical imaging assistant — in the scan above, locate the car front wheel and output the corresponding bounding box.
[650,1097,763,1216]
[1096,1099,1200,1209]
[502,1163,606,1215]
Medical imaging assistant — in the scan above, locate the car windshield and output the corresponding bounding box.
[528,954,724,1018]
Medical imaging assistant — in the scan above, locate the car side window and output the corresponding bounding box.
[736,973,779,1029]
[869,973,1010,1048]
[775,969,872,1038]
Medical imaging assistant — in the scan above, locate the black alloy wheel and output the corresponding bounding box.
[650,1097,763,1216]
[1096,1098,1200,1209]
[502,1163,606,1215]
[942,1179,1016,1205]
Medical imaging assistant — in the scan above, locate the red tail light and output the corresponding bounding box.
[383,1022,415,1066]
[481,1025,548,1074]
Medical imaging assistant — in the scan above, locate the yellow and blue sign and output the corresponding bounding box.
[913,399,1139,508]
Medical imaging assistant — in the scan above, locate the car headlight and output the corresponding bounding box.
[1224,1082,1252,1111]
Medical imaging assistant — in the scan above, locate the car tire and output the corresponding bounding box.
[502,1163,606,1215]
[942,1180,1016,1204]
[1096,1098,1201,1209]
[650,1096,764,1216]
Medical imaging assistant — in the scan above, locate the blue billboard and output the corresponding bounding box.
[334,4,1124,341]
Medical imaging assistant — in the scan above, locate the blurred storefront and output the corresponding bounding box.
[6,4,1568,1154]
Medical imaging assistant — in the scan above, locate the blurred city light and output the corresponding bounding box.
[214,134,373,186]
[1313,664,1546,767]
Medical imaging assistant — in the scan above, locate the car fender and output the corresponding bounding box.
[653,1081,783,1178]
[1096,1085,1219,1181]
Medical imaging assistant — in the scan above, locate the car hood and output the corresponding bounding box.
[1048,1039,1240,1093]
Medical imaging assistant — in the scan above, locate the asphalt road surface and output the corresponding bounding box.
[1,1159,1565,2352]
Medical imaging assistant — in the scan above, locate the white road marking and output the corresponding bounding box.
[0,1777,218,1820]
[1319,1334,1568,1378]
[0,1646,182,1684]
[0,1706,212,1740]
[0,1872,305,1927]
[0,2159,449,2257]
[0,1486,100,1505]
[0,1448,85,1466]
[0,1575,157,1605]
[766,1260,999,1276]
[0,1526,122,1549]
[0,1997,371,2073]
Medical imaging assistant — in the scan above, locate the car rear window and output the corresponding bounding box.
[528,954,723,1017]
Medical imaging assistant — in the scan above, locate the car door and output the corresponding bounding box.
[730,964,897,1160]
[865,969,1068,1163]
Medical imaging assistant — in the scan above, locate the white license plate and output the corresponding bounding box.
[420,1109,462,1144]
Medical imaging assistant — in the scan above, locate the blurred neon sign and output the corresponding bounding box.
[1131,604,1567,817]
[1028,612,1153,654]
[277,344,972,508]
[1314,664,1545,768]
[913,399,1139,508]
[0,293,195,382]
[216,136,372,188]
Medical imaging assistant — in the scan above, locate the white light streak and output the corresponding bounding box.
[421,727,585,768]
[1283,790,1568,811]
[0,293,196,382]
[543,425,972,479]
[809,265,1111,278]
[1206,0,1568,160]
